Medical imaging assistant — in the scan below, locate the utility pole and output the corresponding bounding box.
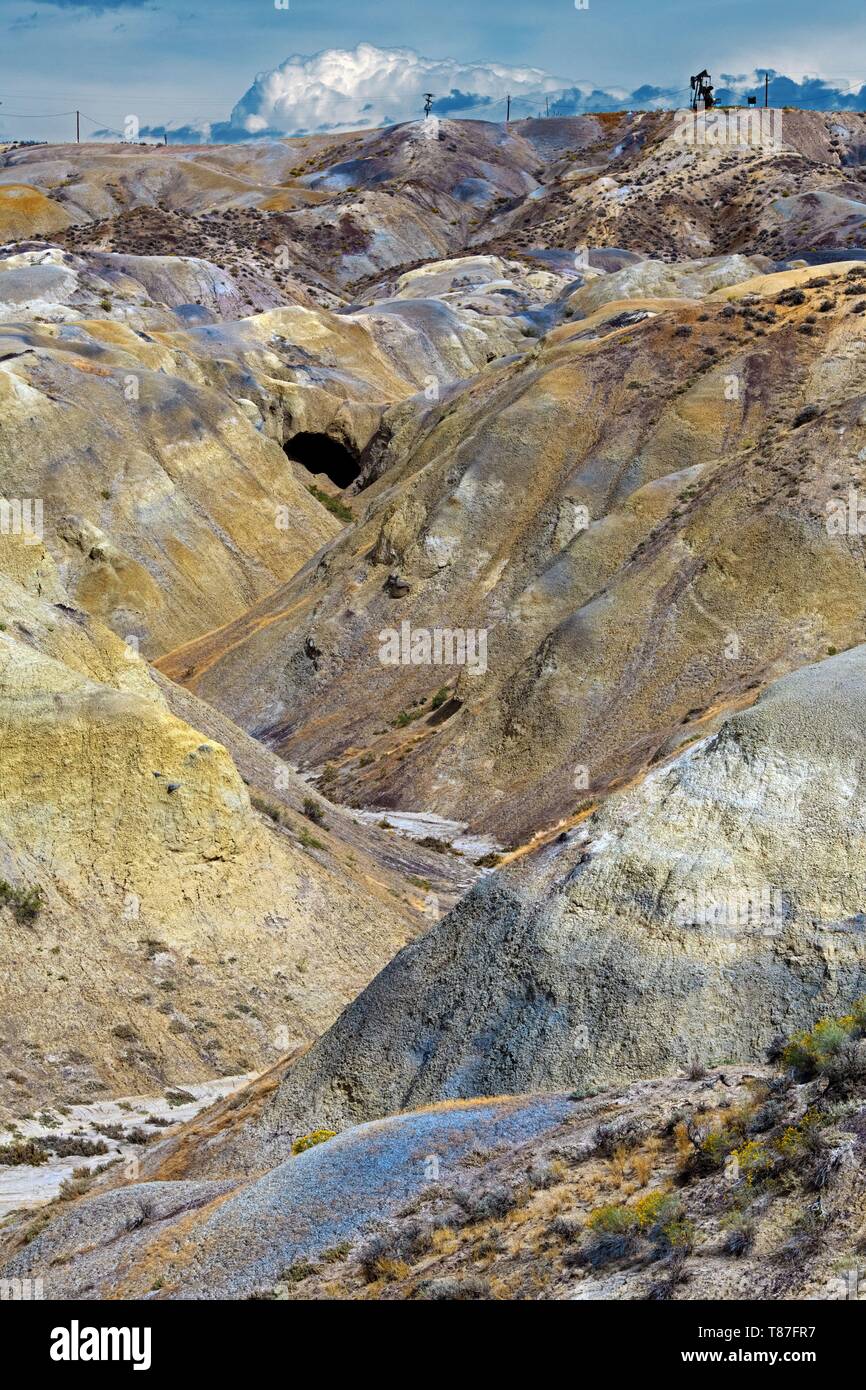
[545,97,549,117]
[75,110,80,142]
[764,72,769,108]
[506,93,511,125]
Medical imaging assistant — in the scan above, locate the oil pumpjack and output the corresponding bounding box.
[690,69,716,111]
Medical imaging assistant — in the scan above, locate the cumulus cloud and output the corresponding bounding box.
[225,47,866,139]
[94,48,866,146]
[715,71,866,109]
[544,71,866,117]
[228,42,567,135]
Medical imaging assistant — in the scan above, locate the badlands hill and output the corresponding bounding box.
[159,257,866,844]
[0,529,451,1115]
[3,110,866,1299]
[250,646,866,1155]
[53,111,857,846]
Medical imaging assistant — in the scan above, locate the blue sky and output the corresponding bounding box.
[1,0,864,141]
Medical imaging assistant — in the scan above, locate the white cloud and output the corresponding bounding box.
[123,47,866,145]
[228,42,569,135]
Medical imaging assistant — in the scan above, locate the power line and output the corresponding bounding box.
[0,107,187,142]
[1,100,213,143]
[0,110,77,119]
[79,112,127,138]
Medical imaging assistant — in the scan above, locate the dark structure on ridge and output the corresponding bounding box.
[690,69,716,111]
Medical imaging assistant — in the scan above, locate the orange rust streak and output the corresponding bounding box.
[156,591,316,683]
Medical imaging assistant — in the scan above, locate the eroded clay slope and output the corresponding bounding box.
[249,645,866,1151]
[160,260,866,842]
[0,535,416,1114]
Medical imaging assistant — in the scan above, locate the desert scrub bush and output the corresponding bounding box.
[782,1002,866,1083]
[58,1175,92,1200]
[631,1191,695,1254]
[164,1088,195,1106]
[571,1203,641,1269]
[306,485,353,522]
[452,1184,522,1223]
[279,1259,319,1285]
[775,1202,827,1266]
[111,1024,138,1041]
[320,1241,352,1264]
[594,1114,650,1158]
[298,828,325,850]
[21,1210,52,1244]
[123,1127,152,1146]
[94,1122,124,1140]
[249,790,287,825]
[0,1137,49,1167]
[36,1135,108,1159]
[776,1110,823,1162]
[0,879,43,924]
[417,835,453,854]
[431,686,450,710]
[589,1201,640,1236]
[677,1104,754,1178]
[645,1247,691,1300]
[776,286,806,306]
[394,707,424,728]
[548,1213,582,1242]
[632,1143,658,1187]
[526,1158,566,1191]
[302,796,326,826]
[475,852,503,868]
[729,1138,776,1189]
[632,1189,675,1228]
[720,1210,756,1257]
[748,1093,786,1134]
[291,1128,336,1155]
[679,1125,729,1176]
[608,1144,630,1183]
[778,1113,853,1192]
[415,1274,491,1300]
[357,1222,432,1283]
[804,1137,856,1192]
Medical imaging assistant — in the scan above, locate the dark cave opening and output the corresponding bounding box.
[284,431,361,490]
